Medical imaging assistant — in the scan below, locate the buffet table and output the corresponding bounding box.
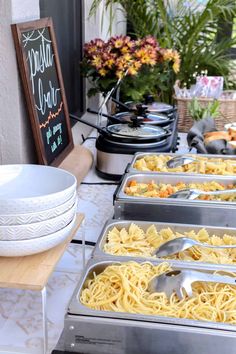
[0,132,190,354]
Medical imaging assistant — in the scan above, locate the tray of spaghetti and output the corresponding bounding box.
[113,173,236,227]
[92,219,236,273]
[68,257,236,331]
[128,152,236,176]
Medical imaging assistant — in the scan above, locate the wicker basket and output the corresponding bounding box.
[174,91,236,133]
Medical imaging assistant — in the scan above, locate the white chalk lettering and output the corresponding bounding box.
[57,134,62,145]
[36,79,61,115]
[27,32,54,94]
[46,127,52,144]
[53,123,62,135]
[51,141,57,152]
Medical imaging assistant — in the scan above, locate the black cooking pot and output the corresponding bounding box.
[88,102,175,127]
[112,111,175,127]
[112,96,175,113]
[70,114,172,144]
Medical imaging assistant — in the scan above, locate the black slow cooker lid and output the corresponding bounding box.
[106,123,166,140]
[147,102,173,113]
[114,111,174,126]
[124,101,174,114]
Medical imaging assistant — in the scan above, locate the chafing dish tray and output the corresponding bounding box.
[92,219,236,273]
[64,258,236,354]
[113,173,236,227]
[127,152,236,177]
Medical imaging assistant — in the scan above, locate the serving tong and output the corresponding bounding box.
[168,187,236,200]
[166,156,197,168]
[166,155,236,169]
[148,269,236,300]
[154,237,236,257]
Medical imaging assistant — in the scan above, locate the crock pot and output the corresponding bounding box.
[96,115,179,180]
[70,111,179,181]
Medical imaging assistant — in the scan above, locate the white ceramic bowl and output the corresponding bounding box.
[0,191,77,226]
[0,200,77,240]
[0,165,77,214]
[0,214,76,256]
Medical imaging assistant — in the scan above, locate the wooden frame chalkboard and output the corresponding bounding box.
[12,18,74,166]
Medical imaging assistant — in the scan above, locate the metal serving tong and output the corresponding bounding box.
[168,188,236,200]
[166,155,236,169]
[154,237,236,257]
[166,155,197,168]
[148,269,236,300]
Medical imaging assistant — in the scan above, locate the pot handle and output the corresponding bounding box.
[111,97,133,112]
[166,117,175,124]
[70,114,105,134]
[164,129,172,138]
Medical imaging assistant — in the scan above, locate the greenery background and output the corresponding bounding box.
[89,0,236,103]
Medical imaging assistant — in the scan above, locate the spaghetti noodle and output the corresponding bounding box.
[80,261,236,324]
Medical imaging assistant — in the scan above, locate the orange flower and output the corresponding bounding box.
[123,53,132,62]
[114,38,123,48]
[105,58,115,69]
[116,70,125,79]
[98,68,107,76]
[121,46,129,54]
[173,60,180,73]
[91,55,102,68]
[128,66,138,76]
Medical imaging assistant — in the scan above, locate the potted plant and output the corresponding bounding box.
[90,0,236,103]
[81,35,180,102]
[188,98,220,121]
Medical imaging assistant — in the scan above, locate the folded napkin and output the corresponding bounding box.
[187,117,236,155]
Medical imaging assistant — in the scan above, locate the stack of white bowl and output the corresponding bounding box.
[0,164,77,257]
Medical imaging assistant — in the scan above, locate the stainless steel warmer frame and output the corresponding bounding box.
[113,173,236,227]
[64,258,236,354]
[127,152,236,177]
[92,219,236,272]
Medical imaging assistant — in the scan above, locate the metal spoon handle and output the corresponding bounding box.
[195,240,236,249]
[202,188,236,195]
[190,271,236,287]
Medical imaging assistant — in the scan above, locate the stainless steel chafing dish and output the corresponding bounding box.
[92,219,236,273]
[64,258,236,354]
[113,173,236,227]
[127,152,236,177]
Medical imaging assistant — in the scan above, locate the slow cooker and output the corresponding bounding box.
[70,106,179,181]
[95,114,178,180]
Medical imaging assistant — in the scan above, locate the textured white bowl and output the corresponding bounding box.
[0,214,76,256]
[0,200,77,240]
[0,165,77,214]
[0,191,77,226]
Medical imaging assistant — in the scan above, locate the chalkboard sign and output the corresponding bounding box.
[12,18,74,166]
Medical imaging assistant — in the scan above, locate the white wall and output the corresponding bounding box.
[0,0,40,164]
[0,0,126,162]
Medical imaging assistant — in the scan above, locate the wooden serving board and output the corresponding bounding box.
[0,213,84,291]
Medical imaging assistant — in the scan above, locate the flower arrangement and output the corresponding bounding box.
[81,35,180,101]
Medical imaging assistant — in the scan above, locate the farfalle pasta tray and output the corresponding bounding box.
[92,219,236,273]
